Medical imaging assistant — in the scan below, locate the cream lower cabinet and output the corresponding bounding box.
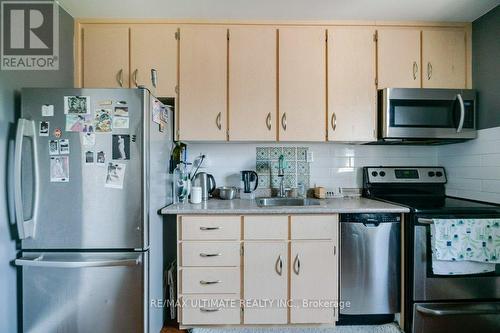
[177,214,338,327]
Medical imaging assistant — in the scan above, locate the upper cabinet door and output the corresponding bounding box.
[229,27,277,141]
[327,28,377,142]
[130,25,178,97]
[377,29,421,88]
[82,25,130,88]
[279,27,326,142]
[178,26,227,141]
[422,30,466,89]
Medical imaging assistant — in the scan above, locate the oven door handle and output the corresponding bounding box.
[416,305,500,317]
[456,93,465,133]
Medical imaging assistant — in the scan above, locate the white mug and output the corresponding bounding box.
[190,186,202,204]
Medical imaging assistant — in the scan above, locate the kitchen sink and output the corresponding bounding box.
[256,197,321,207]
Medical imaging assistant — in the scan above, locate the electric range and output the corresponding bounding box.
[362,166,500,333]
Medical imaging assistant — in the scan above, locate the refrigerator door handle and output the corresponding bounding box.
[14,119,39,239]
[15,255,142,268]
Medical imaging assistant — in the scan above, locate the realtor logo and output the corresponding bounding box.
[1,0,59,70]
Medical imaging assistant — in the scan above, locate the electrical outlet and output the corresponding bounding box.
[306,151,314,162]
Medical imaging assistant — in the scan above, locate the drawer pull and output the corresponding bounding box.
[199,253,222,257]
[199,226,220,231]
[200,280,221,285]
[200,307,220,312]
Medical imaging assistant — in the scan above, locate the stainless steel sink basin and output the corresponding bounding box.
[256,197,321,207]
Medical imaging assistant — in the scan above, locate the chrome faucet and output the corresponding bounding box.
[277,154,286,197]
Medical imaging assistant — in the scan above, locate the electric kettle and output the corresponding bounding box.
[192,172,216,201]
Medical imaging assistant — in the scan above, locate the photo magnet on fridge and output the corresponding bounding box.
[97,151,106,165]
[105,162,126,189]
[112,116,129,129]
[114,106,128,117]
[64,96,90,114]
[39,121,49,136]
[84,150,95,164]
[66,114,94,132]
[59,139,70,154]
[48,140,59,155]
[81,132,96,146]
[94,109,112,132]
[112,135,130,160]
[50,156,69,182]
[41,104,54,117]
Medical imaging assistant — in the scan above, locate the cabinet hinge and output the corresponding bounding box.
[373,31,378,42]
[175,30,180,40]
[375,77,378,86]
[240,244,244,256]
[176,129,180,138]
[226,129,229,140]
[175,85,179,94]
[334,245,336,256]
[227,30,230,41]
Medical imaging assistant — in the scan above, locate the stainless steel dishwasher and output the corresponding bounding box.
[340,213,401,315]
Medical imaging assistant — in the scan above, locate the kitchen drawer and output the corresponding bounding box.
[291,215,337,240]
[244,215,288,239]
[181,242,240,267]
[181,216,241,240]
[181,267,240,294]
[181,295,241,325]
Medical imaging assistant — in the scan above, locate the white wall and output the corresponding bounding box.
[438,127,500,204]
[186,143,438,192]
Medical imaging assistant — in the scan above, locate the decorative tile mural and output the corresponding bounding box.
[256,147,310,189]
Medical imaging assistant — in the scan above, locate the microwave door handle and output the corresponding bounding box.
[456,93,465,133]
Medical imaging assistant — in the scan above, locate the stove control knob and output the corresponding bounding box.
[371,171,378,177]
[428,171,435,177]
[436,171,443,177]
[380,171,386,177]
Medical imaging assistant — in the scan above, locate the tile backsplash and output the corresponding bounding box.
[255,147,310,189]
[437,126,500,204]
[186,143,439,193]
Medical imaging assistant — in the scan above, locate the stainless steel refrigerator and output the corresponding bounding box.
[14,88,173,333]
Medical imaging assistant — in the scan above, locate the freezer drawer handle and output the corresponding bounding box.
[199,253,221,257]
[416,305,500,316]
[200,280,221,285]
[14,119,39,239]
[15,256,141,268]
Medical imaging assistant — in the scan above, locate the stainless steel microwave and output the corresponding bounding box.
[378,88,476,142]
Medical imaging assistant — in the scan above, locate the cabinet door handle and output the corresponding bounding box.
[117,69,124,87]
[216,112,222,130]
[199,226,220,231]
[200,253,221,257]
[200,307,220,312]
[200,280,221,285]
[331,112,337,131]
[151,68,158,88]
[266,112,272,130]
[281,113,287,131]
[275,255,283,276]
[133,69,138,87]
[427,62,432,80]
[293,254,300,275]
[412,61,418,80]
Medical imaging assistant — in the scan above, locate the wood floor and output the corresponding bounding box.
[161,324,186,333]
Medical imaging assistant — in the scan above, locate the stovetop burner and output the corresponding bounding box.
[374,195,500,213]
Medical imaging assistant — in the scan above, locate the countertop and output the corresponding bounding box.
[160,197,409,215]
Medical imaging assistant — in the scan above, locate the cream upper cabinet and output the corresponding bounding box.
[422,30,466,88]
[228,27,277,141]
[82,25,130,88]
[278,27,327,141]
[377,29,421,88]
[290,241,337,324]
[243,242,287,324]
[178,26,227,141]
[130,25,178,96]
[327,27,377,142]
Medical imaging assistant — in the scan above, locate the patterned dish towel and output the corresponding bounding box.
[431,219,500,275]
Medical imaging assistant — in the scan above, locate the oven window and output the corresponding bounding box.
[390,99,455,128]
